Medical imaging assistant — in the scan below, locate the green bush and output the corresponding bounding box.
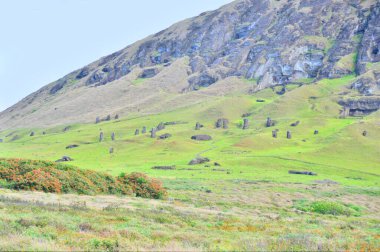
[294,200,362,216]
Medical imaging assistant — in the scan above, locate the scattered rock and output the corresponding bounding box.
[189,156,210,165]
[66,144,79,149]
[290,121,300,127]
[287,131,292,139]
[159,133,172,139]
[99,132,104,142]
[152,166,176,170]
[243,119,249,130]
[289,170,317,176]
[191,135,212,141]
[63,126,71,132]
[56,156,73,162]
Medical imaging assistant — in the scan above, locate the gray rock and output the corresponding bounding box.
[159,133,172,139]
[289,170,317,176]
[189,156,210,165]
[191,135,212,141]
[338,98,380,116]
[66,144,79,149]
[56,156,73,162]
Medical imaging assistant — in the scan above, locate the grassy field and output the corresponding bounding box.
[0,75,379,250]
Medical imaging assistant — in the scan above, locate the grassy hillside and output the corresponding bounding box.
[0,76,379,250]
[0,76,379,186]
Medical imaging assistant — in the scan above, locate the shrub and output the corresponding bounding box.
[118,172,167,199]
[0,158,165,199]
[294,200,362,216]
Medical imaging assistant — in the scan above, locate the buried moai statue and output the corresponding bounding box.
[195,122,201,130]
[266,117,275,127]
[109,147,114,154]
[105,115,111,121]
[30,132,35,137]
[362,130,367,137]
[151,128,156,138]
[99,132,104,142]
[314,130,319,135]
[111,132,115,141]
[216,118,229,129]
[287,131,292,139]
[156,122,165,131]
[142,126,147,134]
[135,129,140,135]
[242,119,249,130]
[95,117,100,124]
[272,130,278,138]
[114,114,119,120]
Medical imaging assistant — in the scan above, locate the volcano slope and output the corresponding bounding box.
[0,74,379,250]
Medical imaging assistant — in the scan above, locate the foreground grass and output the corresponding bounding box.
[0,180,379,251]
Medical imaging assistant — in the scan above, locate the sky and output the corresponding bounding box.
[0,0,233,112]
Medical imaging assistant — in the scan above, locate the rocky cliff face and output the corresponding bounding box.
[1,0,379,129]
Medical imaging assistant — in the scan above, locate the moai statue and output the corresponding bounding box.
[216,119,223,128]
[222,119,229,129]
[272,130,277,138]
[142,126,147,134]
[114,114,119,120]
[95,117,100,124]
[157,122,165,131]
[195,122,201,130]
[362,130,367,137]
[135,129,140,135]
[287,131,292,139]
[111,132,115,141]
[151,128,156,138]
[243,119,249,130]
[99,132,104,142]
[266,117,273,127]
[105,115,111,121]
[109,147,114,154]
[30,132,35,137]
[314,130,319,135]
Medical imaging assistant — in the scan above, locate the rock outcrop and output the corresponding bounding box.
[338,98,380,116]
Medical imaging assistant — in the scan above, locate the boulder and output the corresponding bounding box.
[66,144,79,149]
[243,119,249,130]
[159,133,172,139]
[56,156,73,162]
[289,170,317,176]
[189,157,210,165]
[290,121,300,127]
[191,135,212,141]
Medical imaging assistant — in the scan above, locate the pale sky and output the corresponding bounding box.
[0,0,233,112]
